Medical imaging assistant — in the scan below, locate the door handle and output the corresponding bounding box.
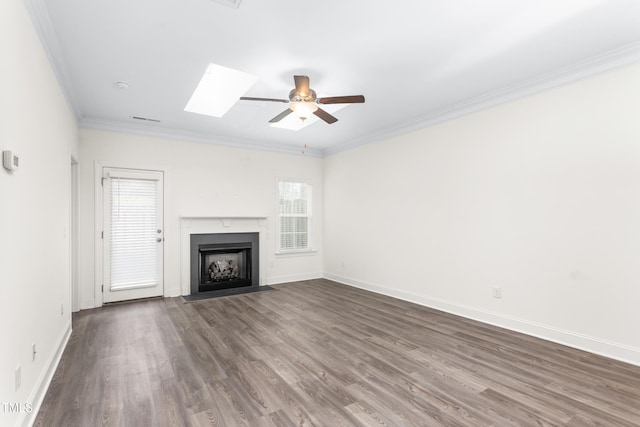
[156,237,163,242]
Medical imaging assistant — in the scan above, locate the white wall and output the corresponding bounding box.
[2,8,638,427]
[0,0,78,425]
[324,62,640,365]
[78,129,323,308]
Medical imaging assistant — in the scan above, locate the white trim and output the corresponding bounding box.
[181,215,267,227]
[25,0,640,159]
[268,272,322,285]
[70,157,79,313]
[23,0,81,119]
[18,322,72,427]
[78,43,640,157]
[105,169,161,181]
[275,249,318,256]
[93,161,103,308]
[324,272,640,367]
[324,41,640,157]
[79,118,325,158]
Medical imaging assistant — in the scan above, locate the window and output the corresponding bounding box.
[278,181,312,252]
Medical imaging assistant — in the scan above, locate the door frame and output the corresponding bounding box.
[94,161,166,306]
[70,157,79,312]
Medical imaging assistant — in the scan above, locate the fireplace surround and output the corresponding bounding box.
[190,232,259,296]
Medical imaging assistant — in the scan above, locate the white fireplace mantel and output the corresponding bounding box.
[181,215,268,229]
[180,216,269,295]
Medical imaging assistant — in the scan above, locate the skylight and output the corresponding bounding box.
[184,63,256,118]
[270,104,348,131]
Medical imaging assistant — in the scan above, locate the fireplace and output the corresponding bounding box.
[190,232,259,296]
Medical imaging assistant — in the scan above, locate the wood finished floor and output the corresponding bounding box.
[35,279,640,426]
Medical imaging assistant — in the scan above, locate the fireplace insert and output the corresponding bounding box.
[190,232,259,296]
[199,243,251,291]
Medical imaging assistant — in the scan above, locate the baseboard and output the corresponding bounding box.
[267,272,323,285]
[164,286,182,298]
[18,322,72,427]
[324,272,640,367]
[80,298,96,310]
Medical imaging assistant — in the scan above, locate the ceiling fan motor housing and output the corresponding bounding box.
[289,88,317,103]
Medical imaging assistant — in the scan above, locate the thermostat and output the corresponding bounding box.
[3,151,20,171]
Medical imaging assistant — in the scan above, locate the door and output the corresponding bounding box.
[103,167,164,303]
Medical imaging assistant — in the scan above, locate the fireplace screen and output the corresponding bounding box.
[190,232,259,296]
[198,245,251,292]
[203,252,247,282]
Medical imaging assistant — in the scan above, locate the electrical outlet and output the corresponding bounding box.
[15,365,21,391]
[493,287,502,299]
[32,343,37,361]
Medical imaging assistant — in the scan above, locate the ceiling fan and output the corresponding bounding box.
[240,75,365,124]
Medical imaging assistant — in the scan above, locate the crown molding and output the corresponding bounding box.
[78,118,324,158]
[24,0,640,159]
[23,0,82,120]
[323,40,640,157]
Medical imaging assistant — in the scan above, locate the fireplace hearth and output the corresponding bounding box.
[190,232,259,296]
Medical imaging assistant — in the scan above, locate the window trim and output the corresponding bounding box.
[276,179,313,254]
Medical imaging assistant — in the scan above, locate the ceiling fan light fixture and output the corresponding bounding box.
[244,75,363,128]
[291,102,318,121]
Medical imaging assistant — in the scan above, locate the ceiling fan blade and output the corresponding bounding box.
[317,95,365,104]
[268,108,293,123]
[313,107,338,124]
[240,96,288,103]
[294,75,310,97]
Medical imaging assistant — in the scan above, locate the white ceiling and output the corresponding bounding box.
[28,0,640,156]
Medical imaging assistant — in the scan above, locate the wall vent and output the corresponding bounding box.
[132,116,161,123]
[210,0,241,9]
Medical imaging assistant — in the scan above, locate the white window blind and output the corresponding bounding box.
[110,177,159,290]
[279,181,312,252]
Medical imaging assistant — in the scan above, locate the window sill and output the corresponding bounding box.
[275,249,318,257]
